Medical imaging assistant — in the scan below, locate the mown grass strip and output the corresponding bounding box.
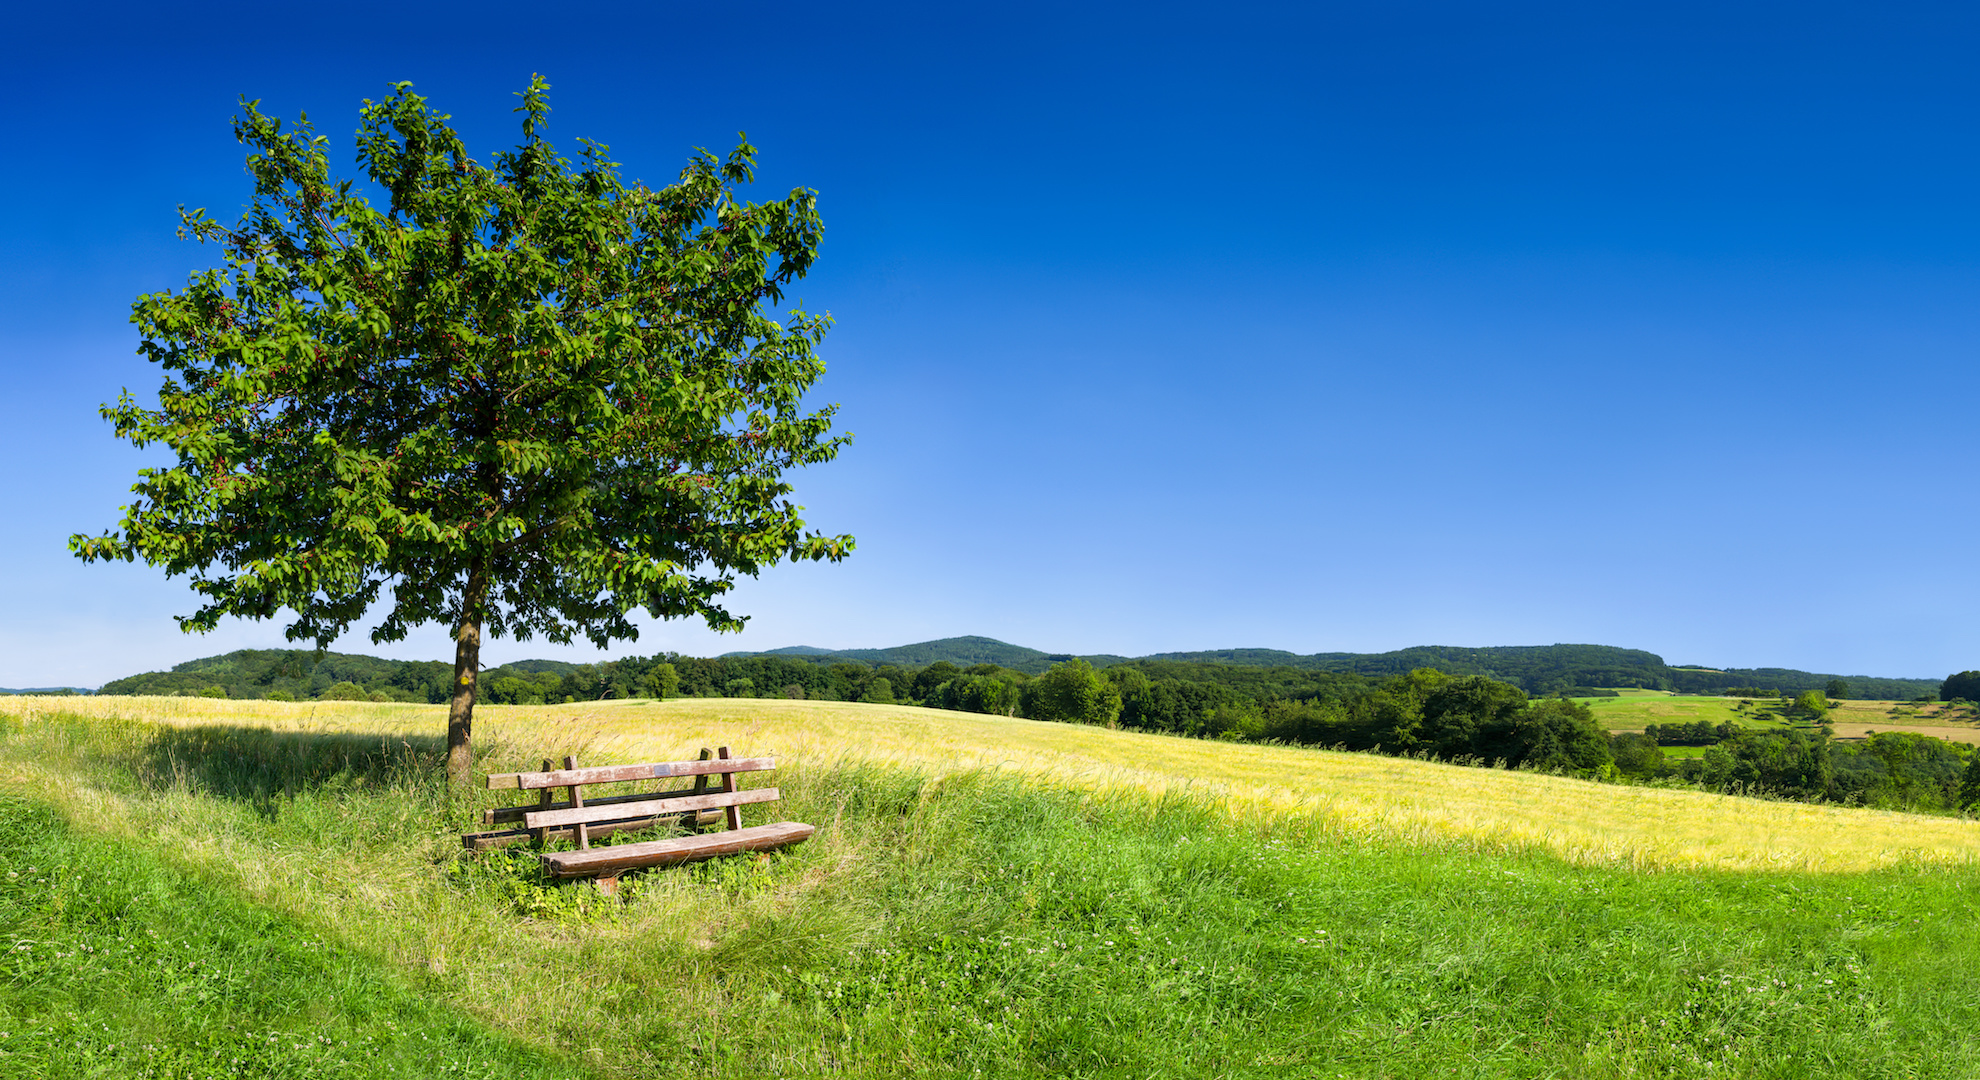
[0,794,579,1079]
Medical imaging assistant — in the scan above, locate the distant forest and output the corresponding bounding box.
[76,638,1943,704]
[725,638,1940,700]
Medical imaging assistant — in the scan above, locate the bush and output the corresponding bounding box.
[263,690,295,702]
[1609,732,1665,779]
[861,678,895,705]
[320,682,367,701]
[783,684,807,700]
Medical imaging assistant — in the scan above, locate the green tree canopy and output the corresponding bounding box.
[71,79,852,782]
[1025,659,1123,727]
[1942,671,1980,704]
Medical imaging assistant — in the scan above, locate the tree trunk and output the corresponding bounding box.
[446,565,488,789]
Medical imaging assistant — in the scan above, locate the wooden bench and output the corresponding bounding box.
[463,746,814,894]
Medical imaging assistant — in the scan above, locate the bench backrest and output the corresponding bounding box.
[485,755,776,790]
[470,746,776,852]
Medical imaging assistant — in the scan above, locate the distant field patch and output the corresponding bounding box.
[1829,699,1980,729]
[1578,693,1749,731]
[1829,723,1980,746]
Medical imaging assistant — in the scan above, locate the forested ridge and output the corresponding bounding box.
[72,636,1942,703]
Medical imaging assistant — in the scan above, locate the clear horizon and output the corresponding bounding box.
[6,1,1979,687]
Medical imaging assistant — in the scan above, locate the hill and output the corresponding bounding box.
[726,638,1940,698]
[79,638,1941,705]
[724,634,1132,674]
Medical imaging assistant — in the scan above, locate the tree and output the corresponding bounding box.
[1942,671,1980,704]
[1608,732,1665,779]
[1417,675,1527,758]
[642,663,680,700]
[1959,749,1980,812]
[70,80,853,785]
[1504,697,1612,773]
[1024,659,1123,727]
[912,662,961,701]
[1793,690,1830,718]
[1824,678,1851,701]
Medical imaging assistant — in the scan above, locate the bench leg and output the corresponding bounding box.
[594,873,621,897]
[533,758,553,845]
[719,746,743,831]
[565,754,590,850]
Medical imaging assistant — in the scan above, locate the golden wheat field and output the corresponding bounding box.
[6,693,1979,873]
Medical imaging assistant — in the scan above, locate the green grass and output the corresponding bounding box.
[5,709,1980,1077]
[1578,693,1811,734]
[0,795,571,1080]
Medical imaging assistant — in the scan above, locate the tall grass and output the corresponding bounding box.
[9,694,1980,872]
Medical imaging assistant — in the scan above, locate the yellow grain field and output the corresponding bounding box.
[6,693,1978,873]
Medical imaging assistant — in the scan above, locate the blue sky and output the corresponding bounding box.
[4,1,1978,686]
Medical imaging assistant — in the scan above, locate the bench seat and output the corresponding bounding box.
[540,821,816,879]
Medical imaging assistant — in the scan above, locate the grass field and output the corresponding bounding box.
[1578,691,1980,745]
[5,695,1980,1077]
[1578,691,1750,732]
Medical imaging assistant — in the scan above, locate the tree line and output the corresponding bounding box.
[87,646,1980,814]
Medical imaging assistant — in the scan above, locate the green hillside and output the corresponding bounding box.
[85,639,1943,703]
[725,634,1132,674]
[1142,643,1938,698]
[729,639,1941,699]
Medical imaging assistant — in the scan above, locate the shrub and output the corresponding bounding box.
[263,690,295,702]
[320,682,367,701]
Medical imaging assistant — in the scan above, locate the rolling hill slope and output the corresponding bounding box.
[10,693,1973,872]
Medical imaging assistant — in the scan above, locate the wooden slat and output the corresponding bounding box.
[461,811,721,851]
[483,785,728,826]
[540,821,816,878]
[523,786,779,830]
[485,756,777,790]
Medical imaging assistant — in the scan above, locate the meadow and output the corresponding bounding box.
[4,694,1980,1078]
[1580,691,1980,745]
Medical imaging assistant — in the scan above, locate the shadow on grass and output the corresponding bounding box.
[126,725,449,814]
